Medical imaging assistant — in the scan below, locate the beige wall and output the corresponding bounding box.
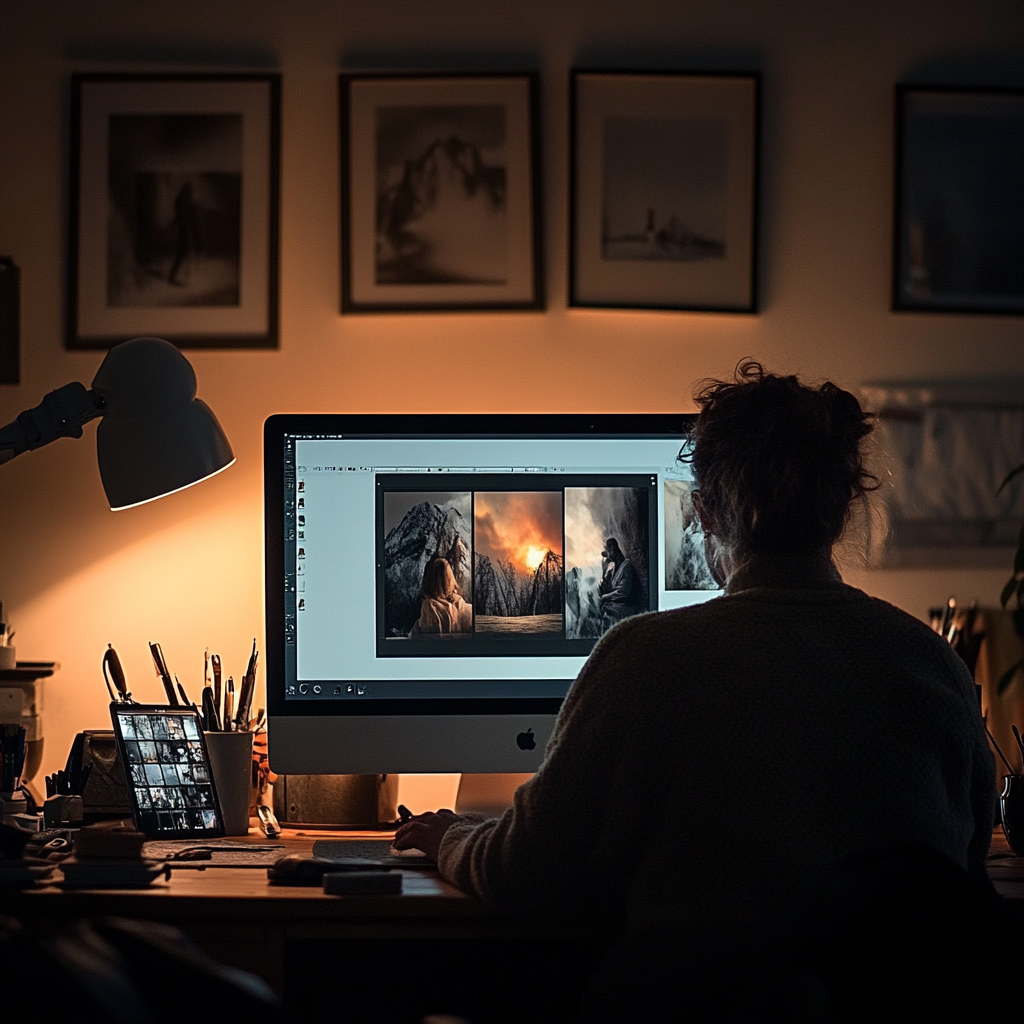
[2,0,1023,799]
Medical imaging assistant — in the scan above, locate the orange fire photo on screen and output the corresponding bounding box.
[473,491,564,635]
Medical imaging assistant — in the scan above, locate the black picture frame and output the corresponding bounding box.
[569,70,760,313]
[67,73,281,350]
[340,72,544,313]
[892,85,1024,315]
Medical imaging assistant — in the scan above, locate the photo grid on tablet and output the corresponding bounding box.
[114,708,222,835]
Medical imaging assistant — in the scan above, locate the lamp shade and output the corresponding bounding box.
[91,337,234,510]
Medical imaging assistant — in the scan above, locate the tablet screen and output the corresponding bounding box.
[109,704,225,838]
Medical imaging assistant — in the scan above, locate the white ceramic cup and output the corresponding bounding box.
[204,730,253,836]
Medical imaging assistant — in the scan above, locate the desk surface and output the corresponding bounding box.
[5,826,1023,901]
[4,827,1023,1015]
[0,829,499,925]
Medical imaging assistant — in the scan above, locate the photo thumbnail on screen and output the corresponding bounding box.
[565,486,650,638]
[382,491,474,639]
[664,479,718,591]
[474,490,563,636]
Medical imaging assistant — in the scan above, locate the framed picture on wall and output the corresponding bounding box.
[67,73,281,350]
[569,70,760,313]
[340,72,544,313]
[893,86,1024,315]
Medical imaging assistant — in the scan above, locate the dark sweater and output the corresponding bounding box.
[438,560,994,934]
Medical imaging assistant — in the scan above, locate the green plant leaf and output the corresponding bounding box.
[999,463,1024,494]
[1001,576,1018,609]
[998,660,1023,695]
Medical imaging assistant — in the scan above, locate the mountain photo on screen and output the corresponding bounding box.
[375,104,508,285]
[107,113,243,308]
[474,491,563,636]
[382,491,473,638]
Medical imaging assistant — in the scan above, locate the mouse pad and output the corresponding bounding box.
[312,838,433,868]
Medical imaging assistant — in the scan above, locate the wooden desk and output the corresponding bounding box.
[0,830,605,1024]
[4,829,1023,1023]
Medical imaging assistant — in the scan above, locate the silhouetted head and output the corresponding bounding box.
[422,558,458,602]
[687,360,876,566]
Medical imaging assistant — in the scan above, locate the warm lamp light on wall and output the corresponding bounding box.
[0,337,234,509]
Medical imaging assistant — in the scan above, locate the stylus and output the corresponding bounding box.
[212,654,222,719]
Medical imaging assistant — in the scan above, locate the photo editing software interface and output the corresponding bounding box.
[279,422,719,703]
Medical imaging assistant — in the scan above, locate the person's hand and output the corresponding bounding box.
[393,808,460,861]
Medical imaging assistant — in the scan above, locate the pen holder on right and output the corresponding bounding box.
[1001,775,1024,857]
[205,730,254,836]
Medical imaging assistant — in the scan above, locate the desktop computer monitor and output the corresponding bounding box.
[265,413,718,775]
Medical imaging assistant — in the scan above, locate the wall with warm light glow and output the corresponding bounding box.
[2,0,1023,805]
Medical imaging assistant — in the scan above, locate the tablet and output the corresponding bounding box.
[109,703,225,838]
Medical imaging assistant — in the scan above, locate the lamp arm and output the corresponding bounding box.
[0,382,105,466]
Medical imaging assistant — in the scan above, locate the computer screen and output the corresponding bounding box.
[265,414,718,774]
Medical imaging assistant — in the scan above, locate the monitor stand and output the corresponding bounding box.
[455,773,534,817]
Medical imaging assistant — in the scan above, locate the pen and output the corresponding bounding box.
[236,640,258,730]
[175,674,191,707]
[225,676,235,731]
[940,596,956,639]
[149,642,178,705]
[237,669,255,730]
[244,638,257,682]
[212,654,222,721]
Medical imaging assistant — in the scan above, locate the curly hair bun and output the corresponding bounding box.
[689,360,876,556]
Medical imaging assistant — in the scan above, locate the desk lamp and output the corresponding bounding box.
[0,336,234,509]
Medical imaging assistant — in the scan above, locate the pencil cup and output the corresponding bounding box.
[205,731,254,836]
[0,646,15,670]
[1001,775,1024,857]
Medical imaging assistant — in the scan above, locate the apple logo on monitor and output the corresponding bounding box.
[516,728,536,751]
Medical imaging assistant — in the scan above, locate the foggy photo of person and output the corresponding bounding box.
[664,479,718,590]
[409,557,473,637]
[106,114,244,307]
[565,486,650,639]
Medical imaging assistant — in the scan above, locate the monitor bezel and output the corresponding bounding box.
[264,412,696,722]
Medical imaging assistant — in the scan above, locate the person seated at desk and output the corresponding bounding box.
[396,361,995,953]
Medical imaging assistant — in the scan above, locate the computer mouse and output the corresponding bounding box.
[267,854,336,885]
